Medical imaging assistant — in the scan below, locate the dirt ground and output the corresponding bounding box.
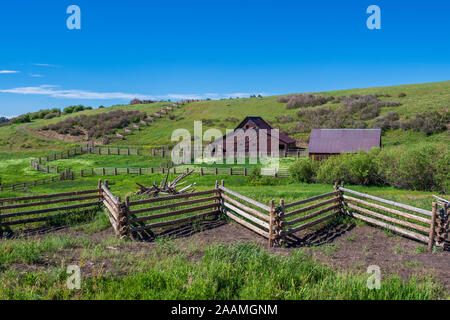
[5,219,450,294]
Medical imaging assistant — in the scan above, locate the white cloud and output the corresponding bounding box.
[33,63,59,67]
[0,85,267,101]
[0,70,20,74]
[30,74,44,78]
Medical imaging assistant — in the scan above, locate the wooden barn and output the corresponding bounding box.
[209,116,297,155]
[308,129,382,160]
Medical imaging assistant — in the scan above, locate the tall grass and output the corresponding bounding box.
[0,242,442,300]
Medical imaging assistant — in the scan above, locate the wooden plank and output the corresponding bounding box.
[0,189,100,203]
[428,203,437,252]
[1,210,92,227]
[225,211,270,239]
[221,194,270,222]
[340,187,432,217]
[129,189,216,206]
[285,212,336,234]
[346,210,429,244]
[223,201,270,230]
[218,185,270,212]
[103,199,119,221]
[101,185,118,204]
[285,204,340,226]
[0,201,102,219]
[284,198,338,218]
[284,191,338,209]
[129,196,218,215]
[131,203,219,222]
[343,195,431,224]
[130,210,218,232]
[347,203,429,234]
[0,195,101,210]
[102,191,119,208]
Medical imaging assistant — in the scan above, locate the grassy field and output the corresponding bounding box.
[0,81,448,300]
[0,237,443,300]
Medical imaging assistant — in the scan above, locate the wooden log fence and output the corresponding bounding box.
[0,188,102,228]
[2,178,446,252]
[339,186,444,252]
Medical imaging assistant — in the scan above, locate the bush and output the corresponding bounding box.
[376,144,449,193]
[285,94,331,109]
[44,109,147,138]
[248,168,278,186]
[289,158,318,183]
[315,149,382,186]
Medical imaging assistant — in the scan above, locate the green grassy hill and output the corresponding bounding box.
[1,80,448,152]
[0,81,448,188]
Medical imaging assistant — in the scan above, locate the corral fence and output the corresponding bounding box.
[0,188,102,229]
[0,165,290,193]
[1,180,447,252]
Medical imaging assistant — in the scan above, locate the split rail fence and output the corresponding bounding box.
[0,188,102,228]
[1,181,447,252]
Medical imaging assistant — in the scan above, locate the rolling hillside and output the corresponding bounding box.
[0,81,448,153]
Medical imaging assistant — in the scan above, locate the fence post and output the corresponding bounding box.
[435,201,449,250]
[118,196,131,239]
[428,202,437,252]
[277,199,286,247]
[102,168,105,176]
[138,168,142,175]
[98,180,102,200]
[215,180,221,219]
[200,168,204,176]
[268,200,275,248]
[229,168,232,176]
[244,168,247,176]
[334,182,343,214]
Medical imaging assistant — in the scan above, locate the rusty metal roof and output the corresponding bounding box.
[308,129,381,154]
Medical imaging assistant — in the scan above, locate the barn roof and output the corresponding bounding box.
[236,116,273,130]
[235,116,296,144]
[308,129,381,154]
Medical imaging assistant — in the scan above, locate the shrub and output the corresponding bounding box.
[398,93,407,97]
[315,149,382,186]
[289,158,318,183]
[248,168,278,186]
[285,94,330,109]
[376,144,449,193]
[44,109,147,138]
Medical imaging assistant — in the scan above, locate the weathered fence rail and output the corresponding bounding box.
[0,188,102,228]
[126,188,220,236]
[218,184,273,243]
[2,179,447,252]
[339,187,441,250]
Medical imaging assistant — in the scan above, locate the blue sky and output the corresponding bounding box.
[0,0,449,116]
